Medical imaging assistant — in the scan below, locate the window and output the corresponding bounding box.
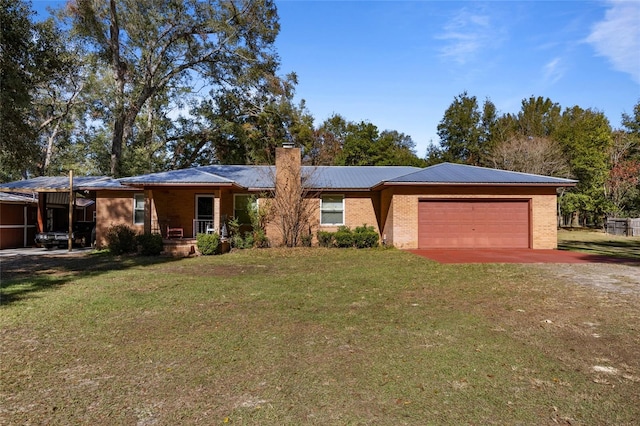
[321,195,344,225]
[133,194,145,225]
[234,194,254,225]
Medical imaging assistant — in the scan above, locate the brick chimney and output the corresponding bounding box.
[275,145,301,197]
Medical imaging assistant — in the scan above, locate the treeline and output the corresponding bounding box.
[1,1,638,222]
[0,0,425,181]
[429,92,640,224]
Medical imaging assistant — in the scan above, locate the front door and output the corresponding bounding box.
[195,195,214,235]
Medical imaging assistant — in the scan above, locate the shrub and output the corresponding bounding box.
[253,229,269,248]
[136,233,164,256]
[106,224,138,255]
[231,233,245,249]
[243,232,254,249]
[317,230,334,247]
[334,226,354,248]
[354,224,379,248]
[196,232,220,255]
[301,233,312,247]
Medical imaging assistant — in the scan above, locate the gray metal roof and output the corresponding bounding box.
[120,165,276,189]
[0,192,37,204]
[0,176,115,192]
[0,163,576,193]
[120,168,235,186]
[199,165,275,189]
[118,165,422,190]
[383,163,577,185]
[306,166,421,189]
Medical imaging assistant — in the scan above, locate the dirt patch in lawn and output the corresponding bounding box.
[156,262,272,277]
[534,263,640,296]
[490,262,640,388]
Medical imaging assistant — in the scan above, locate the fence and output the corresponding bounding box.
[606,218,640,237]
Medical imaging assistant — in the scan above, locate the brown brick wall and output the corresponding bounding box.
[95,190,140,248]
[385,185,559,249]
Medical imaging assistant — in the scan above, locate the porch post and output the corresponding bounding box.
[214,190,221,234]
[144,189,152,235]
[37,192,46,233]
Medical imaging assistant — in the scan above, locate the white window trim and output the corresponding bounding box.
[133,193,145,225]
[320,195,344,226]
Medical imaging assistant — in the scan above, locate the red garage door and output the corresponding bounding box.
[418,200,530,249]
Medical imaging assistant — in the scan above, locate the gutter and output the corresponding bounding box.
[370,181,577,190]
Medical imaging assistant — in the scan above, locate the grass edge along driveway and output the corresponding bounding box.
[1,247,639,425]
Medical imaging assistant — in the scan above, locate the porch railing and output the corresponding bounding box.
[193,220,214,237]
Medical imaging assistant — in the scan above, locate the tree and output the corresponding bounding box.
[605,101,640,216]
[337,121,380,166]
[621,99,640,136]
[306,115,424,167]
[0,0,68,180]
[606,159,640,216]
[516,96,562,137]
[64,0,281,176]
[556,106,613,225]
[434,92,495,166]
[306,114,348,166]
[31,20,88,176]
[490,135,570,177]
[270,148,317,247]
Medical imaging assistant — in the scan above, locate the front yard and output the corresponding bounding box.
[1,242,639,424]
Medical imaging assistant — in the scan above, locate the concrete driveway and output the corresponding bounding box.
[0,246,95,258]
[408,249,640,264]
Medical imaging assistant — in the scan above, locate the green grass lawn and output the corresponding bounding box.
[558,228,640,260]
[1,247,639,424]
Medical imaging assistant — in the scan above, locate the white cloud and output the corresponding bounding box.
[437,8,500,65]
[543,57,565,85]
[587,0,640,84]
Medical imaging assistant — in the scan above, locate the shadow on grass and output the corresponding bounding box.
[558,238,640,263]
[0,251,183,306]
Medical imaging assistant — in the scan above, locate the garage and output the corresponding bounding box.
[418,199,530,249]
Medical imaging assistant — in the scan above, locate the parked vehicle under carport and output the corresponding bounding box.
[35,221,96,249]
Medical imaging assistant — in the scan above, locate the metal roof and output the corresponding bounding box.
[0,176,115,192]
[198,165,275,189]
[119,165,276,189]
[0,163,576,193]
[306,166,421,189]
[117,165,422,190]
[383,163,577,186]
[120,168,236,186]
[0,192,37,204]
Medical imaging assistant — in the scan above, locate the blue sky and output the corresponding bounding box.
[275,0,640,156]
[32,1,640,157]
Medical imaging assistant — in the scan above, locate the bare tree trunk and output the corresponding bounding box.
[109,0,126,177]
[42,120,61,175]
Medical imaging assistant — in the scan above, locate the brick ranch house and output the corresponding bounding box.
[0,146,576,252]
[100,146,575,251]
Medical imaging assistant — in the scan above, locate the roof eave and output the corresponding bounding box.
[119,182,240,189]
[372,181,577,189]
[307,187,371,192]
